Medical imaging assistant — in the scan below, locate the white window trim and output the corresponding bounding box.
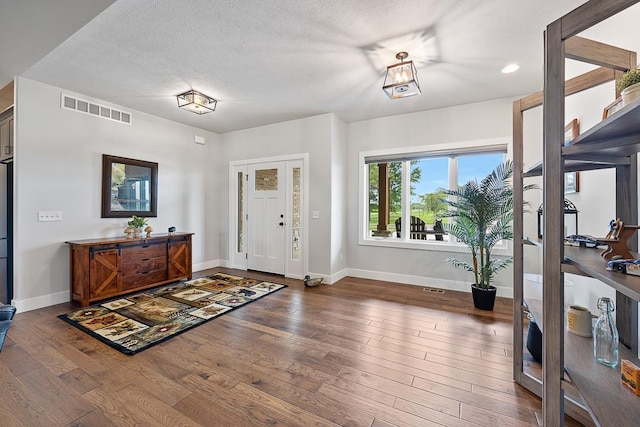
[358,137,512,255]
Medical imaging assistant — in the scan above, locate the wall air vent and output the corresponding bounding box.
[61,94,132,125]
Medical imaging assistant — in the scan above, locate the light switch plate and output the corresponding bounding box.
[312,211,320,219]
[38,211,62,222]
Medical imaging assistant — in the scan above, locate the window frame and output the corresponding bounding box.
[358,138,512,255]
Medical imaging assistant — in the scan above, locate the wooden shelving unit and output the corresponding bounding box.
[513,1,640,425]
[564,322,640,425]
[563,246,640,301]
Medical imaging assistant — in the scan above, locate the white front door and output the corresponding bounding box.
[247,162,285,275]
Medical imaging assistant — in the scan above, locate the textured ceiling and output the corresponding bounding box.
[13,0,625,134]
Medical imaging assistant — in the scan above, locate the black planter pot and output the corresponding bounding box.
[526,318,543,363]
[471,285,497,310]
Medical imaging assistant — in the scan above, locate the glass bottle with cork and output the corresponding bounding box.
[593,296,619,368]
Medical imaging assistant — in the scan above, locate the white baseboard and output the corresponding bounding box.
[14,259,226,312]
[345,268,514,298]
[192,263,514,297]
[12,265,512,313]
[193,259,225,271]
[325,268,348,285]
[12,290,70,313]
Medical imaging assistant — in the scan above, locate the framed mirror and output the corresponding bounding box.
[101,154,158,218]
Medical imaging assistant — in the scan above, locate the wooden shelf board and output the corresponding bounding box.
[523,161,543,177]
[525,236,543,247]
[563,245,640,302]
[520,315,637,425]
[523,158,627,177]
[564,328,640,425]
[521,336,594,425]
[564,97,640,156]
[524,100,640,176]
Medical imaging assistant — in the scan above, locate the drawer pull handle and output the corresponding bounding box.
[141,258,150,261]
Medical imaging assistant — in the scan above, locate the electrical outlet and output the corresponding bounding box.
[38,211,62,222]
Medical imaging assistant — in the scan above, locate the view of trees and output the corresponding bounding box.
[369,162,447,230]
[413,190,447,219]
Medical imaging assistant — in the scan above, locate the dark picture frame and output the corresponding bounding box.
[564,120,580,194]
[101,154,158,218]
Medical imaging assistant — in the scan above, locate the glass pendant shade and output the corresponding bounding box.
[177,90,217,114]
[383,52,421,99]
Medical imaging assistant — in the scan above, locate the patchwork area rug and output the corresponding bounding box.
[58,273,286,354]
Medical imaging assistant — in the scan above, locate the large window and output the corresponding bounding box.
[361,140,507,248]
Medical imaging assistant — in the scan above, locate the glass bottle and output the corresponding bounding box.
[593,297,619,368]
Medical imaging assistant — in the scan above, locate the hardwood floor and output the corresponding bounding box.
[0,268,581,426]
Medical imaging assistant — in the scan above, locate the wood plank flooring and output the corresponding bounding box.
[0,268,582,426]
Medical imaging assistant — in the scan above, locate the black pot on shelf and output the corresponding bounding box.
[526,317,543,363]
[471,284,497,310]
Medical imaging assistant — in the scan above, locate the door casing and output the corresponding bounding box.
[228,154,308,279]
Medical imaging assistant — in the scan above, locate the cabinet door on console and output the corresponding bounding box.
[168,239,191,280]
[89,248,120,300]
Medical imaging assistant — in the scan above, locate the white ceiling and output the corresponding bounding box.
[6,0,609,134]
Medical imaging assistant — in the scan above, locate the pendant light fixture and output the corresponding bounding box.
[382,52,421,99]
[176,90,217,114]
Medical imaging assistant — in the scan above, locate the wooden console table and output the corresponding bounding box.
[66,233,193,306]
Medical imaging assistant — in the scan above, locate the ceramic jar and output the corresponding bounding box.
[621,82,640,107]
[567,305,592,337]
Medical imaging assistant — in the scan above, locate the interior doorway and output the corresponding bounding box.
[229,155,307,279]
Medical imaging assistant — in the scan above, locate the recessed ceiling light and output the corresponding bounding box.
[501,63,520,74]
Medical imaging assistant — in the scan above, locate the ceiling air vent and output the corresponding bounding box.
[61,94,132,125]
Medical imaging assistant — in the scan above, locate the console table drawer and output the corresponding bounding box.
[120,243,166,260]
[121,256,167,276]
[122,269,168,290]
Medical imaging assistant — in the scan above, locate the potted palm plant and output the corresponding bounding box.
[440,161,533,310]
[127,215,148,238]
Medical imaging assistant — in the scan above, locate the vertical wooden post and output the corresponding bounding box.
[543,20,565,427]
[616,157,638,353]
[512,99,525,382]
[616,50,638,354]
[372,163,393,237]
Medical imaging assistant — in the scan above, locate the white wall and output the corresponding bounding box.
[13,77,220,311]
[521,81,620,312]
[217,114,335,278]
[564,80,619,312]
[215,100,518,293]
[330,115,348,278]
[346,98,515,295]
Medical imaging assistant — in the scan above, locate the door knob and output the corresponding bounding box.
[279,222,284,226]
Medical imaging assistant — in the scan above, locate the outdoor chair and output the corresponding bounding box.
[395,216,427,239]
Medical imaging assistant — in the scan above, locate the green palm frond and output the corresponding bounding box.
[445,258,475,273]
